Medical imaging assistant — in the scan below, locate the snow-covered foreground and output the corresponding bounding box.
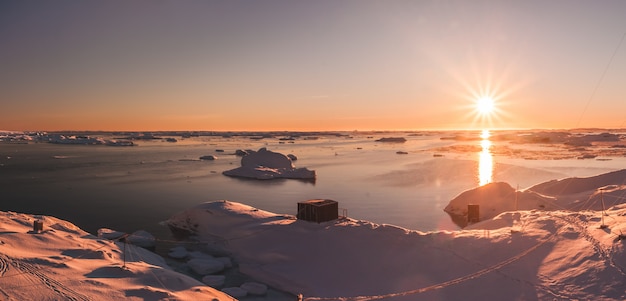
[4,168,626,300]
[0,213,234,300]
[168,200,626,301]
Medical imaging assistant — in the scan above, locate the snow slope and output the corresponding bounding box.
[445,169,626,223]
[168,200,626,301]
[0,212,234,301]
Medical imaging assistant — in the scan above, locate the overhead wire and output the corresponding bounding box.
[575,32,626,128]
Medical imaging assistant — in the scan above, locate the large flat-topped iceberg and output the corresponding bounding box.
[222,148,315,180]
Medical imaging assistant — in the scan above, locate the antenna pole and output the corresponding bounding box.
[600,190,608,229]
[515,184,519,211]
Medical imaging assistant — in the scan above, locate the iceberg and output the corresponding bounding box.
[222,148,315,180]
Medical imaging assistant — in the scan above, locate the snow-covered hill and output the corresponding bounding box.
[0,212,234,300]
[168,199,626,300]
[445,169,626,223]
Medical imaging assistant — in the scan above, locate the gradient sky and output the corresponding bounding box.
[1,0,625,131]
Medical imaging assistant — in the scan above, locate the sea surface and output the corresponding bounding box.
[1,131,625,238]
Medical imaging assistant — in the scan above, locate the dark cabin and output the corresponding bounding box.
[297,199,339,223]
[467,204,480,223]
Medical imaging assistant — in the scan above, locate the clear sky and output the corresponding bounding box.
[1,0,625,132]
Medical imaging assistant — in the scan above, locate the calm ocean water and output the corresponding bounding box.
[1,131,624,238]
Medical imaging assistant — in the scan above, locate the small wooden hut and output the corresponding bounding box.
[467,204,480,223]
[297,199,339,223]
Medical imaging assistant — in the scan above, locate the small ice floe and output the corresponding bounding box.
[47,135,105,145]
[105,139,135,146]
[200,155,217,160]
[202,275,226,287]
[215,149,224,152]
[240,282,268,295]
[375,137,406,143]
[396,151,408,155]
[221,287,247,298]
[235,149,249,156]
[215,257,232,268]
[223,148,315,180]
[165,138,177,143]
[168,246,188,259]
[187,257,225,275]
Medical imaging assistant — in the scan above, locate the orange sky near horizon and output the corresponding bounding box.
[1,1,626,132]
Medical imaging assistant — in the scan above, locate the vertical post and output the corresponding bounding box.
[515,184,519,211]
[119,234,129,268]
[600,190,608,229]
[123,240,127,268]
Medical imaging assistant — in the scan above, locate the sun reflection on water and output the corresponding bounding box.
[478,130,493,186]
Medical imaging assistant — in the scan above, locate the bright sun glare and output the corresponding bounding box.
[476,96,495,115]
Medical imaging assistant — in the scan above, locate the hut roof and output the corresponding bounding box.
[298,199,337,207]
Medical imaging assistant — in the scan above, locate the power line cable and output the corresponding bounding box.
[575,32,626,128]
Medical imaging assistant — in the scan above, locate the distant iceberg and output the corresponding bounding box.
[375,137,406,143]
[222,147,315,180]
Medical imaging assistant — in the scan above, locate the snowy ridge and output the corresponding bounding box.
[168,198,626,300]
[445,169,626,223]
[0,212,234,300]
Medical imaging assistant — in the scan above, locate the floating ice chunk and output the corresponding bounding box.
[168,246,188,259]
[240,282,267,295]
[188,258,225,275]
[375,137,406,143]
[223,148,315,180]
[235,149,249,156]
[202,275,226,287]
[188,251,214,260]
[214,257,232,268]
[200,155,217,160]
[105,139,135,146]
[221,287,247,298]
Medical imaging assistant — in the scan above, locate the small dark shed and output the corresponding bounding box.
[297,199,339,223]
[467,204,480,223]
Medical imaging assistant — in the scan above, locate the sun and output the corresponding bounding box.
[476,96,495,116]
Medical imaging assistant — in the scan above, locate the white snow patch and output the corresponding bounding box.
[0,212,233,300]
[168,192,626,300]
